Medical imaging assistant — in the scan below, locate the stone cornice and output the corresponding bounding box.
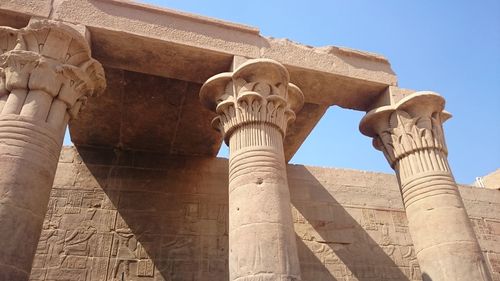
[200,59,304,144]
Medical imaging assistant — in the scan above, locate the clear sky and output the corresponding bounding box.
[65,0,500,184]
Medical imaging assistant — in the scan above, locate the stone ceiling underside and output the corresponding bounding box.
[0,0,399,160]
[69,68,329,160]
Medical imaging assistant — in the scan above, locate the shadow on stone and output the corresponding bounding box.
[74,145,416,281]
[289,164,415,281]
[422,273,432,281]
[77,146,230,281]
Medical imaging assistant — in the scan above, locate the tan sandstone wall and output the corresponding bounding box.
[29,147,500,281]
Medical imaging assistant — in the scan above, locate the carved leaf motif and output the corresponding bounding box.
[412,125,423,149]
[0,27,19,54]
[252,82,271,97]
[234,78,248,94]
[374,107,449,168]
[236,103,244,123]
[267,101,278,122]
[200,59,304,141]
[431,112,447,152]
[211,116,223,132]
[251,99,261,114]
[56,65,92,107]
[238,99,248,111]
[228,105,236,124]
[380,132,396,162]
[423,128,433,148]
[1,52,40,90]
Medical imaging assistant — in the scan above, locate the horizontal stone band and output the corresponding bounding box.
[401,171,457,207]
[229,147,285,184]
[0,117,61,162]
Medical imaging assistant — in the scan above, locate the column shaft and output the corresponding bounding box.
[0,21,105,280]
[0,116,62,280]
[360,92,492,281]
[228,124,300,281]
[200,59,304,281]
[399,159,490,280]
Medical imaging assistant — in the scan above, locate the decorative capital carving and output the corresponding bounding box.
[360,91,452,168]
[0,20,105,119]
[199,59,304,143]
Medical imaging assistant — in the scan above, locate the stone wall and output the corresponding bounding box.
[29,147,500,281]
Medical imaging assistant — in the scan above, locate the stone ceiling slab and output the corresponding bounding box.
[70,68,224,156]
[70,67,327,160]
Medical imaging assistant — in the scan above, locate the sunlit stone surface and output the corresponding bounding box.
[0,1,496,281]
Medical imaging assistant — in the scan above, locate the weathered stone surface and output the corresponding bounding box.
[0,0,51,19]
[43,0,396,93]
[0,19,105,280]
[29,147,500,281]
[477,169,500,190]
[69,68,223,157]
[360,92,493,281]
[0,2,495,281]
[0,0,398,161]
[200,59,304,281]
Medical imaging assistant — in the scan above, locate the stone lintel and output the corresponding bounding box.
[0,0,51,19]
[1,0,398,159]
[0,0,397,107]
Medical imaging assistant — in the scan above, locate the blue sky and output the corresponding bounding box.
[66,0,500,184]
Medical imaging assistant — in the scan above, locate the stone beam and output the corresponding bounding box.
[0,0,51,19]
[0,0,398,160]
[0,0,396,110]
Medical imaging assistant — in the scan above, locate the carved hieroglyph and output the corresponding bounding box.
[360,91,492,281]
[0,20,105,281]
[200,59,304,281]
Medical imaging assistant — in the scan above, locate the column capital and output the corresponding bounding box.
[0,20,105,120]
[360,91,452,168]
[199,58,304,143]
[360,93,493,281]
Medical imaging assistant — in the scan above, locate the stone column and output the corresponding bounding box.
[360,91,492,281]
[200,59,303,281]
[0,21,105,280]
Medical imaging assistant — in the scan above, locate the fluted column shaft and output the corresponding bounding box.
[0,21,105,280]
[200,59,304,281]
[360,92,491,281]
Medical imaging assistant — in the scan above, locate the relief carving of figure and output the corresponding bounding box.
[58,209,98,269]
[402,246,421,280]
[59,224,97,268]
[112,227,138,281]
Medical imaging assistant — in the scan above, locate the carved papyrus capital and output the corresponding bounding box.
[199,59,304,144]
[360,94,492,281]
[0,20,105,123]
[360,91,452,177]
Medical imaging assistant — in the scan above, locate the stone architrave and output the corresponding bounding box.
[360,91,492,281]
[0,20,105,280]
[200,59,303,281]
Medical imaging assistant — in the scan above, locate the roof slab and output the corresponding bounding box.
[0,0,398,160]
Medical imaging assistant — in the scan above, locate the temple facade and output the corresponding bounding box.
[0,1,498,281]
